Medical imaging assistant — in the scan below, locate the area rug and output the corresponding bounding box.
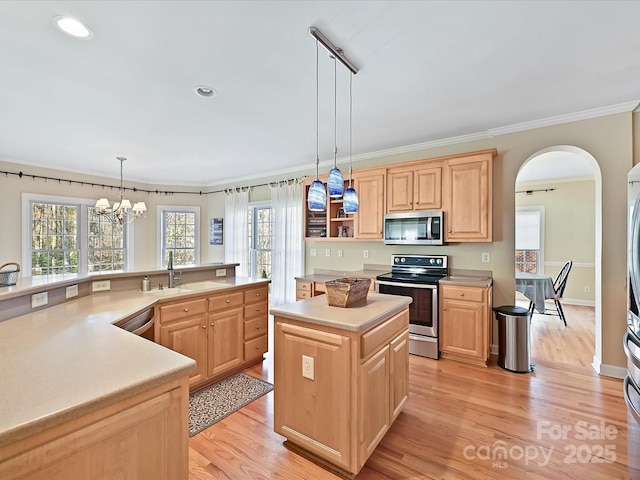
[189,372,273,437]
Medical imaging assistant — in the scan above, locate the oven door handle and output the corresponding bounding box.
[376,280,437,289]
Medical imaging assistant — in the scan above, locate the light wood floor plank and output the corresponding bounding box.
[189,304,639,479]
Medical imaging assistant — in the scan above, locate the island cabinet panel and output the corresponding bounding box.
[444,152,493,242]
[273,301,410,478]
[440,284,492,366]
[0,378,190,480]
[274,322,352,469]
[157,283,270,392]
[354,169,385,239]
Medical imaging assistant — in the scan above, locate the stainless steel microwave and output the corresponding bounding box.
[383,211,445,245]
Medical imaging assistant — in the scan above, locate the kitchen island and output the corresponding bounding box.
[271,293,411,478]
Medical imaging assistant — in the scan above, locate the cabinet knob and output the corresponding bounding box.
[256,325,260,329]
[460,292,464,296]
[202,325,206,329]
[443,307,447,311]
[255,307,260,311]
[448,230,452,233]
[256,345,260,349]
[226,299,231,303]
[256,293,260,297]
[210,322,215,327]
[183,308,189,312]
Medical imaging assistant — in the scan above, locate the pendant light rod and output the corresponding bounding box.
[308,27,358,75]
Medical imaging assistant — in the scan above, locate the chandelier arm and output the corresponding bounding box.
[333,55,338,168]
[308,27,358,75]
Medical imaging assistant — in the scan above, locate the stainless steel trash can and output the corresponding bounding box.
[495,305,533,373]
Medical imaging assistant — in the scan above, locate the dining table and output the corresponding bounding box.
[515,272,555,314]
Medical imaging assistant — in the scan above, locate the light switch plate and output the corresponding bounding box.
[363,250,370,259]
[302,355,315,380]
[310,248,317,257]
[66,284,78,299]
[325,248,331,257]
[481,252,491,263]
[31,292,48,308]
[92,280,111,292]
[216,269,226,277]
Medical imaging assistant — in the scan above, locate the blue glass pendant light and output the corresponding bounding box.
[327,56,344,198]
[307,39,327,212]
[343,72,359,214]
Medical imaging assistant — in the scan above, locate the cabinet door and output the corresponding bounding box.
[389,329,409,421]
[208,307,243,377]
[354,170,385,239]
[445,154,492,242]
[160,316,208,386]
[359,346,390,467]
[440,298,485,359]
[415,165,442,210]
[386,169,413,212]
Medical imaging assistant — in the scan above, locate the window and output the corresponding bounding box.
[248,205,273,279]
[515,206,544,273]
[160,206,199,267]
[25,194,130,276]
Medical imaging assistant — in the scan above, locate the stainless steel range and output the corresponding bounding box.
[376,254,448,359]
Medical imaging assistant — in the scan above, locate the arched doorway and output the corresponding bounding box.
[515,145,602,370]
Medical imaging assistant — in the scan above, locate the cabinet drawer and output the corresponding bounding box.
[441,285,484,302]
[245,316,268,340]
[244,334,268,361]
[361,309,409,359]
[159,298,207,323]
[296,281,312,292]
[245,286,268,304]
[208,291,244,312]
[296,289,312,300]
[314,282,326,293]
[244,301,268,320]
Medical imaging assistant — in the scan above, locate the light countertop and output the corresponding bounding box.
[270,292,412,332]
[294,268,388,284]
[0,276,268,448]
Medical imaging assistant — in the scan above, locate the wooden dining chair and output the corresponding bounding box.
[547,261,572,326]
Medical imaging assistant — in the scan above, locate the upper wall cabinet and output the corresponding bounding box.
[354,169,385,239]
[443,151,494,243]
[386,162,442,212]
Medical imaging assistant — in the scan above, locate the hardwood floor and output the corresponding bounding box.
[189,304,639,479]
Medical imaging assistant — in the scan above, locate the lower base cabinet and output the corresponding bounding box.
[440,283,492,366]
[157,284,269,391]
[0,377,190,480]
[273,308,409,478]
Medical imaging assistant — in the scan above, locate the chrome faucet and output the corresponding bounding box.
[167,251,175,288]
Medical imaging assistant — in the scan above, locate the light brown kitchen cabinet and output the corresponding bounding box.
[444,152,493,242]
[386,162,442,212]
[440,283,492,366]
[157,283,269,391]
[274,307,409,477]
[0,377,190,480]
[354,168,385,239]
[158,298,208,387]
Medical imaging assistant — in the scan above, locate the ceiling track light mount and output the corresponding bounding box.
[308,27,358,75]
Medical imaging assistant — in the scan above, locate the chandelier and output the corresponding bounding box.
[94,157,147,225]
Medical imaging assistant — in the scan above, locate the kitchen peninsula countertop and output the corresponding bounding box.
[294,267,388,284]
[0,276,268,448]
[270,292,412,332]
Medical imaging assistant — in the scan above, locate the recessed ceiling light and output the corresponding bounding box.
[193,85,218,98]
[53,16,93,39]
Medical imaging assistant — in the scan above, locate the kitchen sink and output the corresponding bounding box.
[180,281,228,291]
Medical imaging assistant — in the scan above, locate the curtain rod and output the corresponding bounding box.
[0,167,305,196]
[516,188,556,195]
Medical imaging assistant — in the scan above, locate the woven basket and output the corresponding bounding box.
[0,262,20,287]
[325,277,371,308]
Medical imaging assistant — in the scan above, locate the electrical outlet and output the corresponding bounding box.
[31,292,48,308]
[216,269,226,277]
[584,285,591,293]
[363,249,369,259]
[302,355,315,380]
[65,284,78,299]
[92,280,111,292]
[325,248,331,257]
[338,249,343,257]
[310,248,317,257]
[481,252,491,263]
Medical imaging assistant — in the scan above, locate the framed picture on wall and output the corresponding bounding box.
[210,218,223,245]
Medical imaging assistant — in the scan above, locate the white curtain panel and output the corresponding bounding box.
[224,188,250,277]
[270,180,304,307]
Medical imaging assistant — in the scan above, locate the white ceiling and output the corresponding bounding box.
[0,1,639,187]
